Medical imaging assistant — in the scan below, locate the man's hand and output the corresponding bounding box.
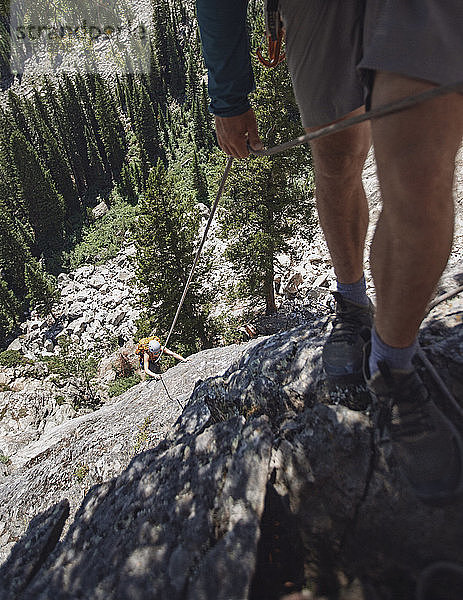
[215,109,263,158]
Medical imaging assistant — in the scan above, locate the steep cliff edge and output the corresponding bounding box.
[0,264,462,599]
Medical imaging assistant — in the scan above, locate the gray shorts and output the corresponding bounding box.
[278,0,463,127]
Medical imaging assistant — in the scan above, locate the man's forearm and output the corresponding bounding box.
[196,0,254,117]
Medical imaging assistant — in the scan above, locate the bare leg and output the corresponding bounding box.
[370,73,463,347]
[308,107,371,284]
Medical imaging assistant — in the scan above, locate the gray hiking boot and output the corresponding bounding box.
[366,360,463,506]
[322,292,374,393]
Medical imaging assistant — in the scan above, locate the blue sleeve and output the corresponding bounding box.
[196,0,255,117]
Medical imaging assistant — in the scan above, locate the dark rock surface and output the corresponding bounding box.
[20,417,272,600]
[0,270,462,600]
[0,500,69,599]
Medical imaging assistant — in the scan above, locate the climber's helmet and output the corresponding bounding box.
[149,339,162,357]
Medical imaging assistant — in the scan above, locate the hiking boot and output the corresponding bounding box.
[322,292,374,392]
[366,360,463,506]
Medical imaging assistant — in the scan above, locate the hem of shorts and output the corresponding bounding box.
[358,58,463,89]
[300,102,365,130]
[357,59,463,111]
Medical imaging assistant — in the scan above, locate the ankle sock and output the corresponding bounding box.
[336,274,369,306]
[369,327,418,376]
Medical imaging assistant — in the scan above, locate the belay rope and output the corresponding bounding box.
[154,80,463,410]
[151,158,234,409]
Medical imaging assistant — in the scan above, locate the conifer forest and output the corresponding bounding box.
[0,0,315,353]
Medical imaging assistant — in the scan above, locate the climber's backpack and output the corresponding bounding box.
[135,336,161,363]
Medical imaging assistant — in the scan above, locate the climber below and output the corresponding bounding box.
[136,336,187,380]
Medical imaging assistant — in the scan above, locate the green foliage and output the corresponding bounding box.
[0,350,33,368]
[25,258,60,320]
[0,200,31,296]
[133,80,164,171]
[57,74,92,198]
[10,130,65,262]
[8,91,31,142]
[41,127,80,217]
[151,0,186,99]
[44,335,99,409]
[133,416,153,453]
[133,159,214,354]
[217,6,315,315]
[94,76,126,181]
[117,157,144,205]
[0,279,21,345]
[0,453,11,465]
[65,195,138,269]
[191,151,208,204]
[211,312,250,346]
[73,463,89,483]
[0,1,317,352]
[108,373,141,398]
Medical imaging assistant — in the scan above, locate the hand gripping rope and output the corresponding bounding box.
[153,80,463,410]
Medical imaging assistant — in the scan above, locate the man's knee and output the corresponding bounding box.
[371,72,463,205]
[308,112,371,184]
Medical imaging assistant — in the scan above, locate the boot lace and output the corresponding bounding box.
[329,292,371,345]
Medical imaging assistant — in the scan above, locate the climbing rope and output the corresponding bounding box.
[151,157,234,406]
[152,80,463,409]
[418,283,463,418]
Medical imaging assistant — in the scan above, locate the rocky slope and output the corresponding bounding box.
[0,266,462,599]
[0,149,462,598]
[0,242,140,461]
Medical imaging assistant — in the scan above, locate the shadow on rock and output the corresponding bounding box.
[2,297,463,600]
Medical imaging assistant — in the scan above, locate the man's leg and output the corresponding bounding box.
[366,72,463,505]
[278,0,373,390]
[308,108,371,285]
[309,111,375,395]
[370,73,463,349]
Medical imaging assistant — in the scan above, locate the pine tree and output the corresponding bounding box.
[134,160,212,353]
[0,194,31,299]
[134,82,164,168]
[191,150,208,204]
[185,51,199,109]
[7,90,31,142]
[76,74,112,183]
[25,258,60,321]
[0,278,21,345]
[151,0,186,99]
[117,159,141,204]
[191,97,207,149]
[218,7,314,315]
[147,41,165,105]
[37,120,81,217]
[10,130,66,262]
[0,118,26,217]
[32,89,52,128]
[94,76,126,181]
[84,124,109,191]
[58,74,91,195]
[43,76,85,197]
